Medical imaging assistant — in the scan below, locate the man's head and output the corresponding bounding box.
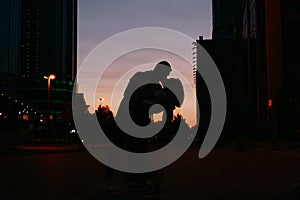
[153,61,172,78]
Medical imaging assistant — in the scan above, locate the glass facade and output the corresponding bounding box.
[212,0,242,39]
[21,0,77,82]
[241,0,257,39]
[17,0,77,119]
[0,0,20,79]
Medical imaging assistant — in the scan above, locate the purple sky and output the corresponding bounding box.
[77,0,212,127]
[78,0,212,65]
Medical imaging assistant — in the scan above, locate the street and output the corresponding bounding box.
[1,143,300,200]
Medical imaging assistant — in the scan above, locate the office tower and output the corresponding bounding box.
[19,0,77,120]
[212,0,242,39]
[0,0,21,82]
[21,0,77,81]
[195,0,299,142]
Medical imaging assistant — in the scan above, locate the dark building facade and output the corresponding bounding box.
[212,0,242,39]
[280,1,300,98]
[194,38,249,145]
[17,0,77,120]
[0,0,77,140]
[195,0,299,144]
[241,0,299,138]
[20,0,77,81]
[0,0,21,81]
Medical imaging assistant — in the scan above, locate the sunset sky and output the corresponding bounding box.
[77,0,212,127]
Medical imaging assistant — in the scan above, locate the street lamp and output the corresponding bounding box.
[44,74,56,119]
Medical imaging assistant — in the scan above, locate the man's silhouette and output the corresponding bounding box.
[115,61,183,151]
[114,61,184,191]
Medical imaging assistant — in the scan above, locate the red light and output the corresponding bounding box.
[22,114,29,121]
[268,99,272,108]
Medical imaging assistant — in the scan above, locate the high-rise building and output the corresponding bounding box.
[212,0,242,39]
[280,1,300,97]
[17,0,77,120]
[193,37,248,144]
[0,0,21,81]
[241,0,283,115]
[20,0,77,81]
[241,0,299,137]
[195,0,299,142]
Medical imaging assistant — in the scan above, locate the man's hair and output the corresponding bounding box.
[154,61,172,71]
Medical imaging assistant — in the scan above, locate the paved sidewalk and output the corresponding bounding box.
[159,143,300,200]
[1,142,300,199]
[0,144,84,155]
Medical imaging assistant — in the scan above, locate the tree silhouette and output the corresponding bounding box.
[95,104,118,144]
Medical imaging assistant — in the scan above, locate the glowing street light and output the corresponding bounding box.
[44,74,56,80]
[44,74,56,119]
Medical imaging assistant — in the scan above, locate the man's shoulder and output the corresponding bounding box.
[130,70,152,80]
[133,70,152,76]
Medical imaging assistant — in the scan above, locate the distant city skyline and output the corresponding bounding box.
[77,0,213,127]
